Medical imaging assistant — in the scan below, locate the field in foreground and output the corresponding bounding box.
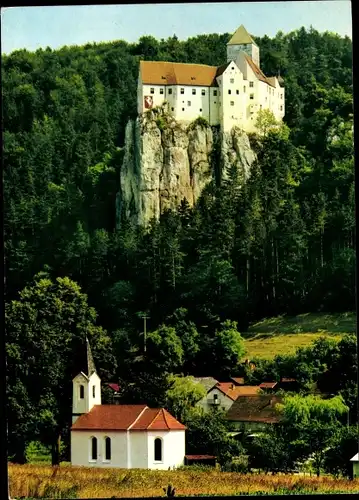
[242,312,355,360]
[8,463,359,498]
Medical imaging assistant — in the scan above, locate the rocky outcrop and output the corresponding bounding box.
[116,107,256,227]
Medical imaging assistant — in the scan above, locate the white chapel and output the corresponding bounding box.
[137,25,285,133]
[71,339,186,469]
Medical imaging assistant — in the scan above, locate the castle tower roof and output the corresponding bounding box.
[227,25,258,46]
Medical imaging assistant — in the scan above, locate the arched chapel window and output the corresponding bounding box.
[105,437,111,460]
[91,437,97,460]
[92,385,96,398]
[154,438,162,461]
[79,385,84,399]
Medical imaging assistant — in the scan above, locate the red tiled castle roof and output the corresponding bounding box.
[140,60,219,87]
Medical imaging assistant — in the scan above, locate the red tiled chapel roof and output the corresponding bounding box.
[71,405,186,432]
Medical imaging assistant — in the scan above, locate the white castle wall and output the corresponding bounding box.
[138,43,285,134]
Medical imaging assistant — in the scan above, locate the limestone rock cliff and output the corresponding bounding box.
[116,108,256,227]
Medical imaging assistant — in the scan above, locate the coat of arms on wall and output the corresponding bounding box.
[144,96,153,109]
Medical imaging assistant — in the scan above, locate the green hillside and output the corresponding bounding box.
[243,312,355,359]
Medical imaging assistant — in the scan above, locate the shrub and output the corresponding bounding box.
[188,116,209,130]
[156,116,166,131]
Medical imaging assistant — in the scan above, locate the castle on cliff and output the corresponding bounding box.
[137,25,285,133]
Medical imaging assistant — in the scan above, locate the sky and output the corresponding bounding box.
[1,1,352,55]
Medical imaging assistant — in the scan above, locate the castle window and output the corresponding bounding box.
[281,94,283,99]
[150,88,154,94]
[243,86,246,93]
[187,101,191,106]
[160,88,164,95]
[230,101,234,106]
[236,90,239,95]
[91,437,97,460]
[192,89,196,95]
[168,89,173,95]
[272,89,274,95]
[92,385,95,398]
[280,105,283,111]
[180,88,184,94]
[213,90,217,96]
[105,437,111,460]
[182,108,185,111]
[214,101,217,104]
[231,67,234,70]
[201,89,206,96]
[230,78,234,84]
[260,105,262,110]
[199,108,202,112]
[250,94,254,100]
[79,385,84,399]
[154,438,163,461]
[171,107,174,111]
[228,89,231,95]
[249,81,254,88]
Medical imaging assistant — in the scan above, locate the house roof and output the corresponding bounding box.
[244,54,275,88]
[227,25,257,46]
[214,382,260,401]
[193,377,219,392]
[226,395,284,423]
[281,378,296,383]
[71,405,186,431]
[259,382,278,389]
[351,453,359,461]
[139,60,219,87]
[230,377,245,386]
[108,383,120,392]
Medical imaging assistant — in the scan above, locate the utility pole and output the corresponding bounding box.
[140,314,150,353]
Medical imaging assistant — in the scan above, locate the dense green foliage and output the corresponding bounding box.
[245,334,358,423]
[6,272,115,464]
[3,26,354,468]
[247,394,354,477]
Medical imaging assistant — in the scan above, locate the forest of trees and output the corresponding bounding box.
[3,26,355,465]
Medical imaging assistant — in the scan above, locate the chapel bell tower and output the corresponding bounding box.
[72,337,102,424]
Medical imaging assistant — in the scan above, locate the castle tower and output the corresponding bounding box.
[227,25,260,68]
[72,337,102,424]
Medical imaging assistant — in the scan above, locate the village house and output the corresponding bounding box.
[137,25,285,133]
[192,376,219,393]
[196,381,261,413]
[70,339,186,469]
[225,395,283,433]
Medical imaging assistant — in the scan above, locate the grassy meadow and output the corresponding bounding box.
[242,312,355,360]
[8,463,359,498]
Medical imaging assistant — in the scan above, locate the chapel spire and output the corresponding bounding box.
[86,336,96,377]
